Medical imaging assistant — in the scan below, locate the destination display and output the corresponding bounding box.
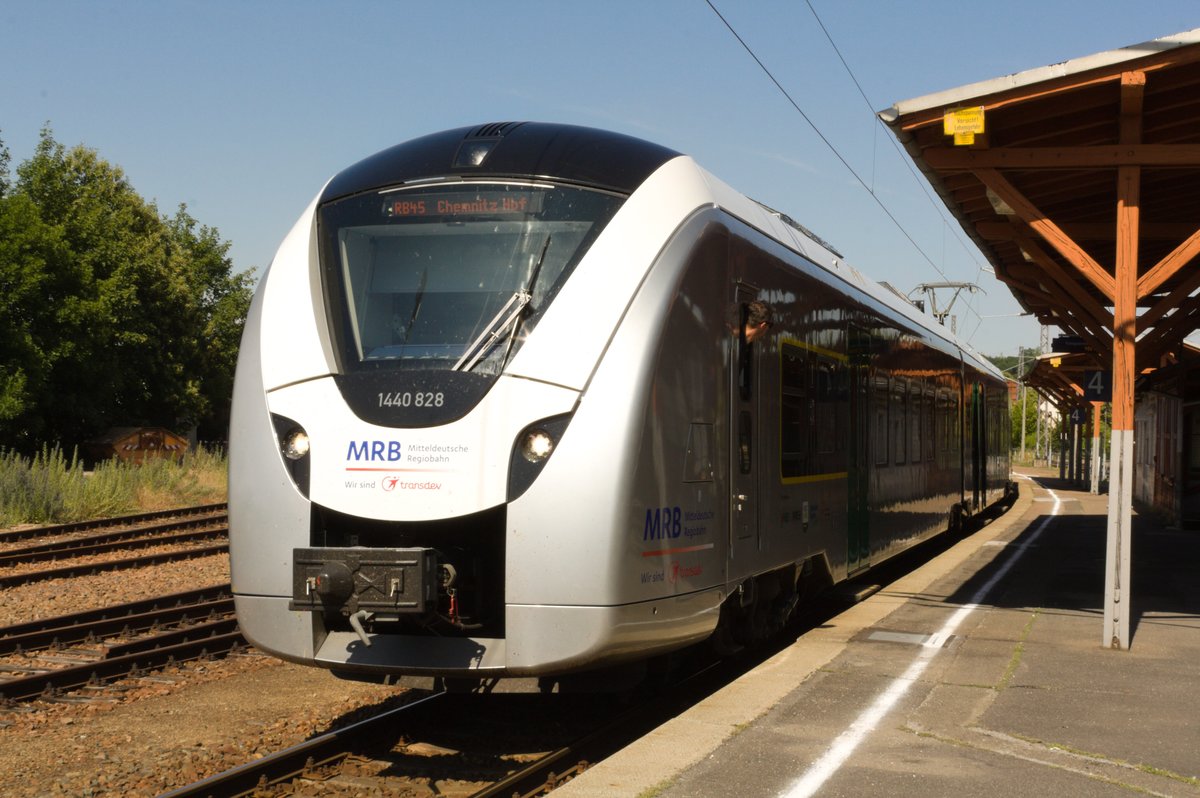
[386,189,546,219]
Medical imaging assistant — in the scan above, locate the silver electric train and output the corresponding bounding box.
[229,122,1012,687]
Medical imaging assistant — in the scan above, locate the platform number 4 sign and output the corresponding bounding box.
[1084,370,1112,402]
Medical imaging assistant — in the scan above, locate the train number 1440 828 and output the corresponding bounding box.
[377,391,445,408]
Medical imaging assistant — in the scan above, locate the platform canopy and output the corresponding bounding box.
[881,29,1200,368]
[881,29,1200,651]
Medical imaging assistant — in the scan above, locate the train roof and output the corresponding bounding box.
[320,122,680,202]
[699,171,1005,383]
[319,122,1004,383]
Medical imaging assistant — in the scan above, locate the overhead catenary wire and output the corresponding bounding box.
[802,0,996,341]
[802,1,991,277]
[706,1,990,336]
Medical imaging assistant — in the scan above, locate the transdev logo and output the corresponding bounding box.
[346,440,402,461]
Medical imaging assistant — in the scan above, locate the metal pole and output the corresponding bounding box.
[1059,412,1068,479]
[1078,420,1085,486]
[1100,406,1108,486]
[1035,392,1043,464]
[1082,418,1091,487]
[1019,348,1028,463]
[1072,420,1081,484]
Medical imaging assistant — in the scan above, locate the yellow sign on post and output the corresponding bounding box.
[943,106,985,145]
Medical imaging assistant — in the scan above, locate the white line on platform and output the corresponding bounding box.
[779,488,1062,798]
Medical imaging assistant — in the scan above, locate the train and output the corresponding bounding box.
[228,122,1013,689]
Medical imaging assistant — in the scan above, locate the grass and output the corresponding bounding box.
[997,609,1040,689]
[0,445,228,527]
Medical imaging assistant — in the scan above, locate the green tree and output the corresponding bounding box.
[0,173,79,447]
[986,354,1020,375]
[0,134,9,196]
[164,206,253,439]
[0,127,252,451]
[1010,385,1038,453]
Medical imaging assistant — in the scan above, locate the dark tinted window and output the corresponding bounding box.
[320,182,623,374]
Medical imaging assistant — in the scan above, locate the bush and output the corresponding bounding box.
[0,445,227,527]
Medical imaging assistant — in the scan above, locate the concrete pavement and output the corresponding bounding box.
[555,470,1200,797]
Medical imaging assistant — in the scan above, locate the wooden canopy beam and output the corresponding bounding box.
[1039,368,1086,401]
[1027,377,1072,406]
[1139,294,1200,363]
[975,168,1117,300]
[1008,233,1116,332]
[976,220,1200,242]
[925,143,1200,170]
[1137,225,1200,299]
[1140,264,1200,329]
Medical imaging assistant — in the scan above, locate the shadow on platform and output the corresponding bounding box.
[946,476,1199,648]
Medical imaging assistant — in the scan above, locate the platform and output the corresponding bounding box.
[555,470,1200,797]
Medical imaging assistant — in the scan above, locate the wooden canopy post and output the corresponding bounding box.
[1104,71,1144,650]
[1091,403,1103,495]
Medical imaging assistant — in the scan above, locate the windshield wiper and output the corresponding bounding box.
[498,234,553,369]
[454,234,553,374]
[401,269,427,346]
[453,289,532,372]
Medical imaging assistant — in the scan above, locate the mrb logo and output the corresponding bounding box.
[644,506,682,540]
[346,440,402,461]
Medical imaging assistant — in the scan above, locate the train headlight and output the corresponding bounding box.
[272,414,312,497]
[520,429,555,463]
[282,429,311,460]
[508,414,572,502]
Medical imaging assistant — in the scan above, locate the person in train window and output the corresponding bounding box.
[744,300,773,344]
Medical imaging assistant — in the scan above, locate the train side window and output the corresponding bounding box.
[781,344,846,478]
[780,344,809,478]
[924,388,935,462]
[892,377,907,465]
[950,392,961,452]
[815,362,836,455]
[909,379,922,461]
[873,374,889,466]
[936,389,951,463]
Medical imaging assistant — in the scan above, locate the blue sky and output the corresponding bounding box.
[3,1,1196,355]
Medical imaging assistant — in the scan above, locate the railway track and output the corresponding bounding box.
[159,687,643,798]
[0,583,244,703]
[0,505,229,588]
[0,502,227,546]
[157,638,785,797]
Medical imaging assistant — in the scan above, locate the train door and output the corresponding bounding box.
[729,286,760,559]
[847,327,871,573]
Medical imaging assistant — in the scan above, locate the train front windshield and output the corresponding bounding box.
[320,183,624,375]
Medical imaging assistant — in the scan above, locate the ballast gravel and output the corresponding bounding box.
[0,547,407,797]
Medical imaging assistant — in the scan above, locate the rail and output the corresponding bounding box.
[0,503,227,545]
[0,583,242,702]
